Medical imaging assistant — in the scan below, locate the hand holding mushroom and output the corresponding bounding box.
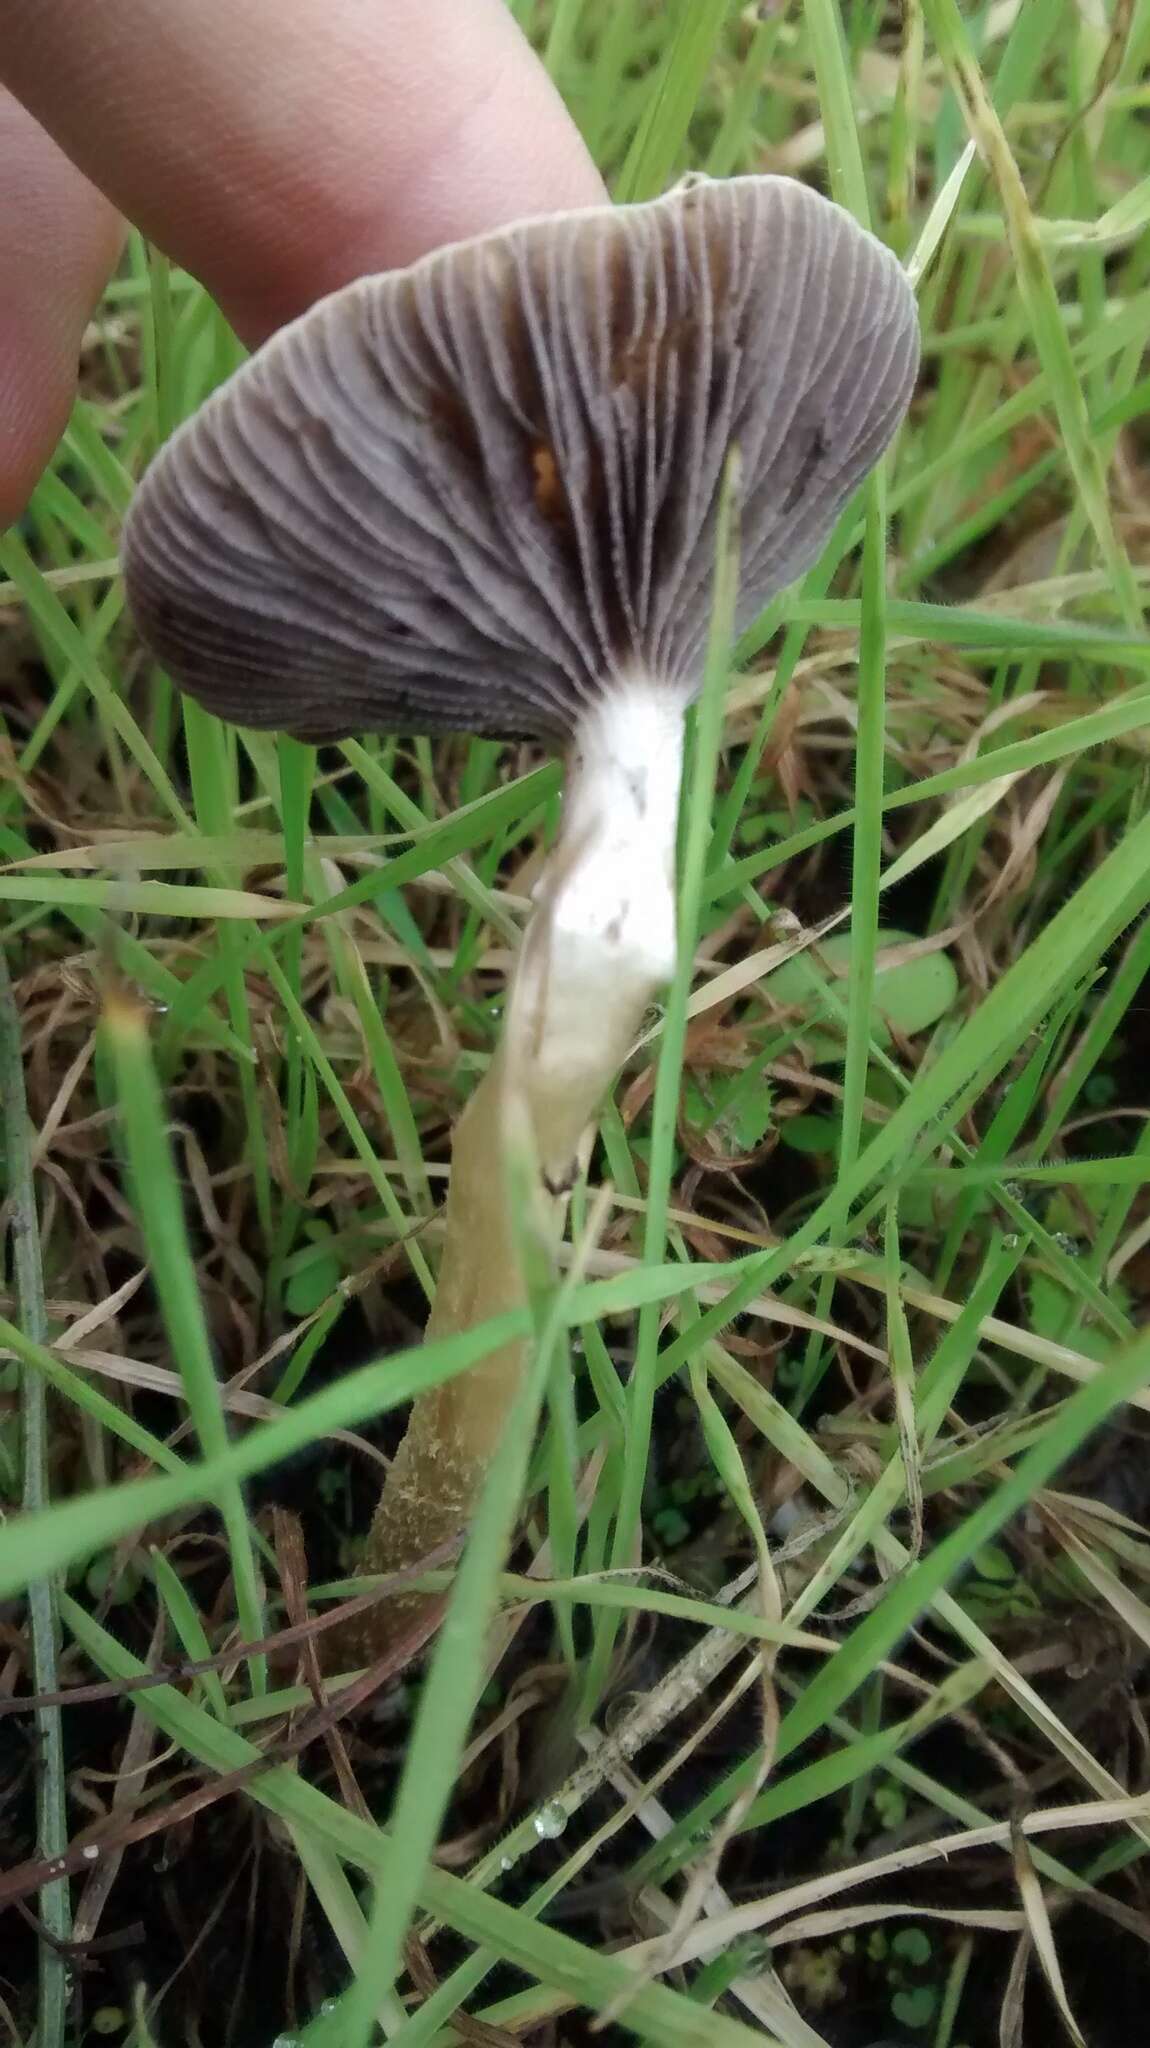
[123,174,919,1663]
[0,0,602,526]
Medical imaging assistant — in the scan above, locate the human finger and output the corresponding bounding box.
[0,92,123,528]
[0,0,605,349]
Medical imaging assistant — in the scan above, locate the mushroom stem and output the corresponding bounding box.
[334,678,684,1667]
[515,679,684,1189]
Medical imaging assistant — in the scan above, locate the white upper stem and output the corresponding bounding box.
[505,676,685,1189]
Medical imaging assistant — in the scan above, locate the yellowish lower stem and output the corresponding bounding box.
[329,1044,561,1668]
[330,681,684,1670]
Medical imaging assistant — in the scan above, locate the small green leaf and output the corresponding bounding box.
[84,1553,143,1606]
[873,1782,907,1829]
[781,1113,842,1155]
[972,1543,1016,1583]
[763,929,959,1065]
[891,1926,933,1966]
[284,1248,343,1318]
[891,1984,938,2029]
[653,1507,691,1548]
[1028,1272,1112,1362]
[728,1089,775,1154]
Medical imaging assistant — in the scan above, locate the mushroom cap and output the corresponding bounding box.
[122,174,919,744]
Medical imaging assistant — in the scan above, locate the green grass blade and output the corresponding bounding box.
[102,984,268,1692]
[0,954,71,2047]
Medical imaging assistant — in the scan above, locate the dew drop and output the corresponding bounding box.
[81,1844,100,1862]
[533,1800,568,1840]
[736,1934,773,1972]
[1003,1233,1021,1250]
[499,1854,514,1872]
[1052,1231,1080,1257]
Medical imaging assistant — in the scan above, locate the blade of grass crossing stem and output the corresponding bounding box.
[0,955,71,2048]
[338,1183,610,2044]
[102,984,268,1693]
[589,450,742,1709]
[924,0,1143,630]
[273,688,1136,934]
[0,1311,537,1603]
[0,1266,760,1599]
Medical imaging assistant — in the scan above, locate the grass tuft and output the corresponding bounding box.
[3,4,1149,2043]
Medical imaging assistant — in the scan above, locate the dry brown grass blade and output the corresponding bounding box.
[1010,1819,1087,2048]
[619,1787,1150,1972]
[274,1507,371,1822]
[1040,1501,1150,1656]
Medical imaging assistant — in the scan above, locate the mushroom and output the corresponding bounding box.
[123,173,919,1663]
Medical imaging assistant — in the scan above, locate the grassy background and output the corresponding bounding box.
[3,1,1150,2043]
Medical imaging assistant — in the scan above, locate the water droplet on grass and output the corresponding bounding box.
[533,1800,568,1840]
